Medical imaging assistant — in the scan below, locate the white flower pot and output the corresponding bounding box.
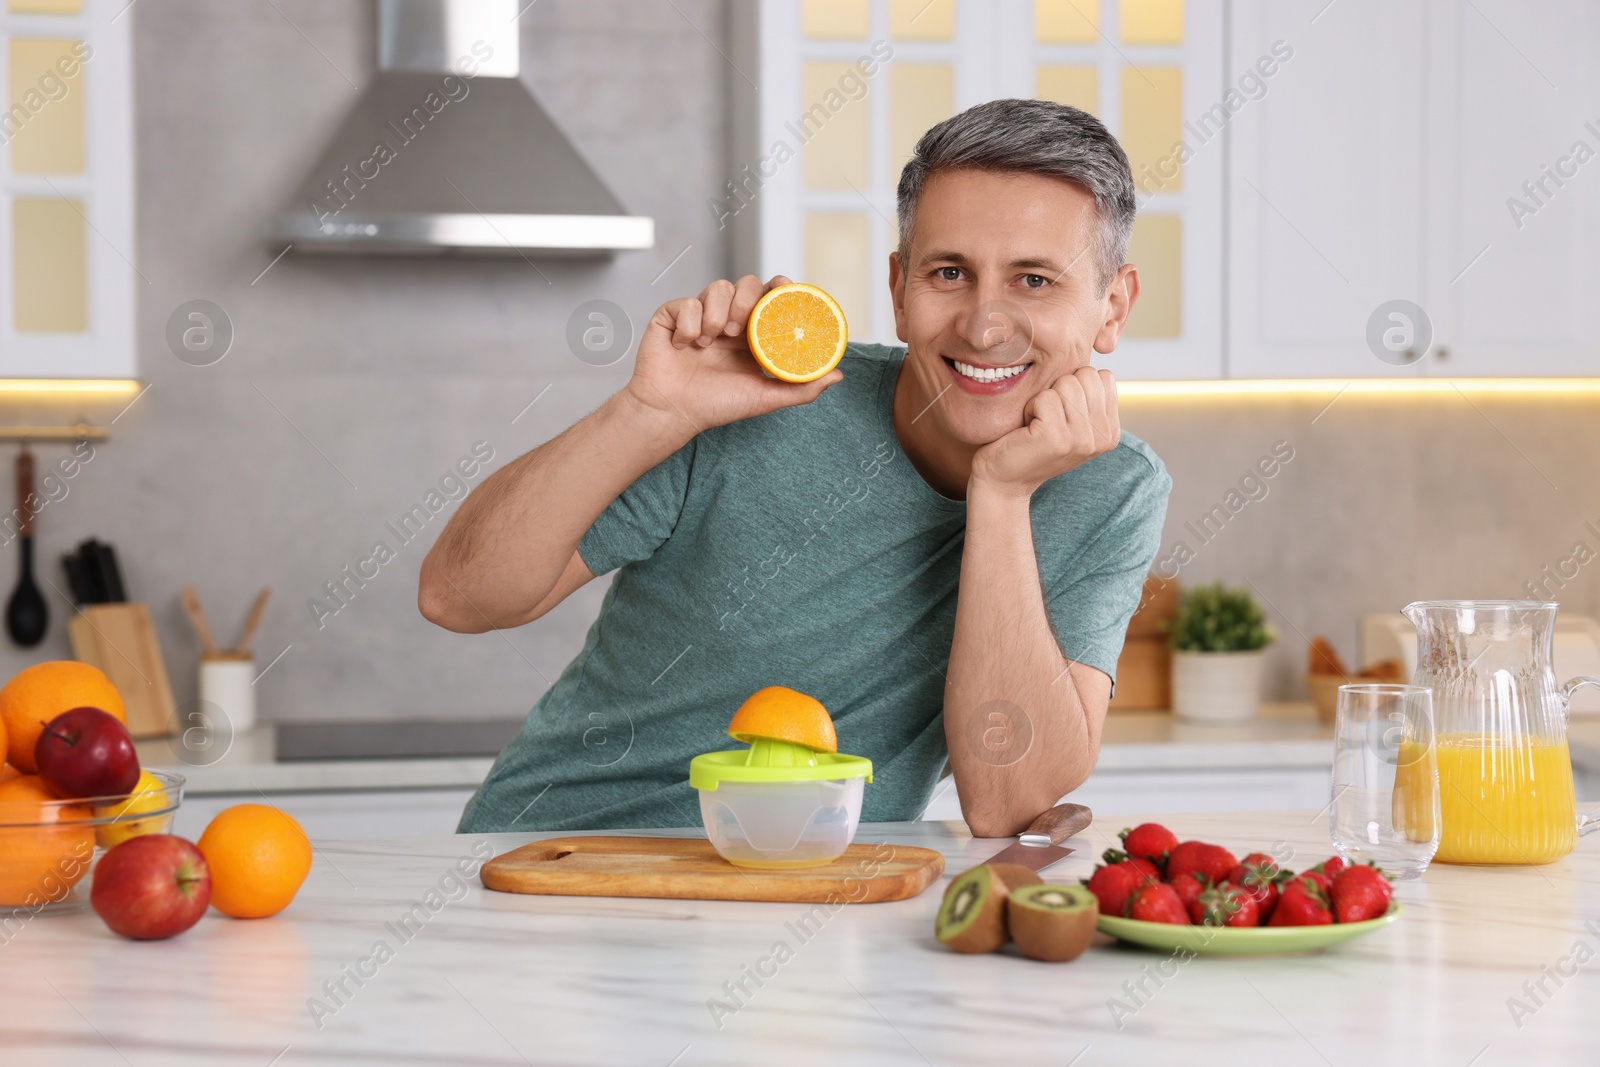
[1171,650,1265,722]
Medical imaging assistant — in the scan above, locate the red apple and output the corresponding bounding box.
[34,706,140,799]
[90,834,211,940]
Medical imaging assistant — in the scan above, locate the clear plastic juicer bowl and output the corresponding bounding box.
[690,739,872,869]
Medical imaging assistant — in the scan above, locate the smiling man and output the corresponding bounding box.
[423,99,1170,837]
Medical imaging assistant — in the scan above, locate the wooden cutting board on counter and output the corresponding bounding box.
[480,836,945,903]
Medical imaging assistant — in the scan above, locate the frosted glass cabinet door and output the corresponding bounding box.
[0,0,135,379]
[1227,0,1429,380]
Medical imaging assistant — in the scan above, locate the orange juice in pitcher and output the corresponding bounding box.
[1432,735,1576,865]
[1402,601,1600,866]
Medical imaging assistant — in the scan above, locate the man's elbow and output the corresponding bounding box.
[417,561,483,633]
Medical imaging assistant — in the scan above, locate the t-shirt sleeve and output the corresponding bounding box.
[576,436,698,576]
[1042,454,1171,685]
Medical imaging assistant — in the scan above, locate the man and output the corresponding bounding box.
[422,99,1169,837]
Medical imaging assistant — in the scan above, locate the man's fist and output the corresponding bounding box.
[624,275,844,434]
[969,367,1120,497]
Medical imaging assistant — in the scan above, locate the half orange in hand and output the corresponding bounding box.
[728,686,837,753]
[746,283,848,383]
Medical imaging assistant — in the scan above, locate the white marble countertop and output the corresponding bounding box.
[134,703,1345,797]
[6,810,1598,1065]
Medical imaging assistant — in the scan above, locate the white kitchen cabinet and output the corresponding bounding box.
[1231,0,1600,379]
[1423,0,1600,375]
[172,788,476,841]
[1227,0,1430,379]
[743,0,1224,379]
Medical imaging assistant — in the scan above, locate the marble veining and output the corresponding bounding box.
[4,812,1599,1065]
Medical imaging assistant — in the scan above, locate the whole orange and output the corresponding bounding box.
[0,661,126,773]
[0,774,95,907]
[197,804,312,919]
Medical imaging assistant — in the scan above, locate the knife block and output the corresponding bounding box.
[66,602,179,738]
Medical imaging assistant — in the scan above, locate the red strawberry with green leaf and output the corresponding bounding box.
[1128,881,1190,925]
[1166,841,1238,887]
[1330,863,1393,923]
[1190,883,1261,927]
[1267,875,1332,926]
[1101,848,1160,881]
[1224,853,1293,923]
[1119,823,1178,873]
[1300,869,1333,895]
[1084,859,1155,917]
[1312,856,1347,879]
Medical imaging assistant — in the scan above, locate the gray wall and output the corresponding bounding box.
[2,0,1594,722]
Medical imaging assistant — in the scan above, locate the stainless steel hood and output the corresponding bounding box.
[270,0,653,256]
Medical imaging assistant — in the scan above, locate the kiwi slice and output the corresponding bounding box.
[1006,883,1098,962]
[935,863,1045,954]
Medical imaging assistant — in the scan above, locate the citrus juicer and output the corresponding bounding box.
[690,732,872,870]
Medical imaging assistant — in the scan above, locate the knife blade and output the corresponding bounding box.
[978,802,1093,874]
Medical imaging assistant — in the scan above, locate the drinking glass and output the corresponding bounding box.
[1330,684,1440,879]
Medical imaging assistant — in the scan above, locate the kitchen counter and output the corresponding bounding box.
[135,702,1342,797]
[6,810,1597,1065]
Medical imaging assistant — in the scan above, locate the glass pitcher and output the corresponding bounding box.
[1401,600,1600,865]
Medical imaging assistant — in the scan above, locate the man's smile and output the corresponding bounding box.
[942,355,1033,394]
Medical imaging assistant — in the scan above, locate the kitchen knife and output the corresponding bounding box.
[977,802,1093,874]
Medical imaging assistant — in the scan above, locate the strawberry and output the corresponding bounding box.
[1119,823,1178,873]
[1267,875,1333,927]
[1084,860,1155,917]
[1330,863,1393,923]
[1166,841,1238,887]
[1169,870,1208,913]
[1238,852,1286,878]
[1300,870,1332,895]
[1100,848,1160,881]
[1224,853,1292,924]
[1190,883,1260,928]
[1312,856,1347,879]
[1128,881,1190,925]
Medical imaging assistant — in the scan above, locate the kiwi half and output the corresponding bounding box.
[1006,883,1098,962]
[935,863,1045,954]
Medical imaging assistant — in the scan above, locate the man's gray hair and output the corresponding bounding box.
[895,98,1137,290]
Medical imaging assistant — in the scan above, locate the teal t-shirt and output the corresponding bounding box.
[457,343,1170,832]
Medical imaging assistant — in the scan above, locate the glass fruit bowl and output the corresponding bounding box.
[0,768,185,915]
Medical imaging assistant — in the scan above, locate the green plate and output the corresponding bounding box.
[1096,902,1402,956]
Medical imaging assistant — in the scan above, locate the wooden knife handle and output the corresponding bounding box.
[15,450,33,537]
[1024,803,1093,845]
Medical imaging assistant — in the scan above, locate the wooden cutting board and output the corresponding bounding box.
[480,836,945,903]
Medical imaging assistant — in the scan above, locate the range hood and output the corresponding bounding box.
[269,0,653,256]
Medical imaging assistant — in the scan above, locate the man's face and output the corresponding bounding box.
[889,168,1134,447]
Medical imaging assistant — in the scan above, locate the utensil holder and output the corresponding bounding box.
[199,652,255,733]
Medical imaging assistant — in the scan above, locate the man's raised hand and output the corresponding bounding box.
[624,274,844,434]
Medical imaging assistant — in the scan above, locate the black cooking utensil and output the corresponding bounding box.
[6,449,47,646]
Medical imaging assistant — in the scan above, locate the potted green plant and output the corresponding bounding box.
[1164,582,1275,722]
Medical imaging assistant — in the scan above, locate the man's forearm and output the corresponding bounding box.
[945,485,1103,836]
[418,391,693,632]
